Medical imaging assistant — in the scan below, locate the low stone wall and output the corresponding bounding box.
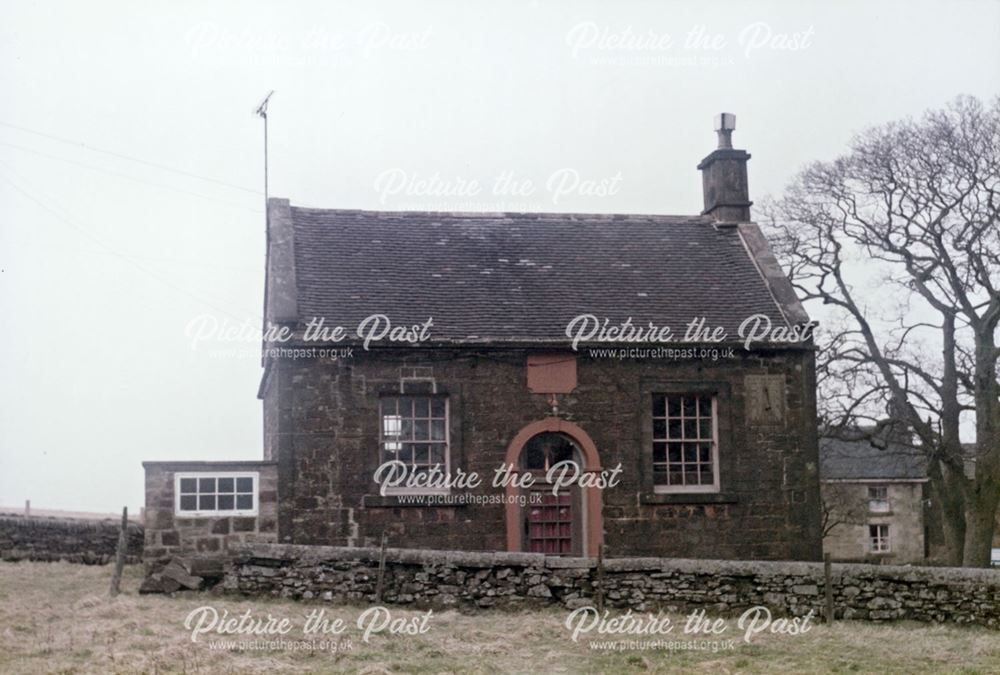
[0,515,143,564]
[228,544,1000,627]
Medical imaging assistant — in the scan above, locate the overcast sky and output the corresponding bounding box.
[1,0,998,514]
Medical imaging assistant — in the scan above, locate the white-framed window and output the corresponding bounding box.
[379,395,449,493]
[652,393,720,493]
[869,524,890,553]
[174,472,259,517]
[868,485,890,513]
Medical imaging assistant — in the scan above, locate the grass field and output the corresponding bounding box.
[1,561,999,674]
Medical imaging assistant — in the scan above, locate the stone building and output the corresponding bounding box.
[819,433,929,564]
[143,115,823,562]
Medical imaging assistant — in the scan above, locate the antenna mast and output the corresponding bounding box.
[255,90,275,214]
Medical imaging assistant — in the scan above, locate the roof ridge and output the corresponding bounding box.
[288,205,713,221]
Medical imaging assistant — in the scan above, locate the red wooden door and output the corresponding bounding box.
[526,492,573,554]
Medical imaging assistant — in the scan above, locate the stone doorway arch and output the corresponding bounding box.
[503,418,603,557]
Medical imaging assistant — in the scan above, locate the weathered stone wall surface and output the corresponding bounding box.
[0,515,143,564]
[143,461,279,566]
[229,543,1000,627]
[263,345,822,561]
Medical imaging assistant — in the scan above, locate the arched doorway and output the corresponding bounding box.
[503,418,603,557]
[520,432,584,555]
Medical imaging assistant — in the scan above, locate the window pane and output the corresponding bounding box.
[697,396,711,416]
[699,465,713,484]
[429,444,445,466]
[413,397,430,418]
[430,397,446,418]
[652,394,666,417]
[684,468,699,485]
[236,477,253,493]
[401,419,414,440]
[179,478,197,493]
[179,495,197,511]
[683,420,697,439]
[400,397,414,417]
[525,442,546,470]
[683,444,697,462]
[236,494,253,510]
[551,441,574,465]
[652,419,666,439]
[414,419,429,440]
[218,477,235,493]
[198,478,216,493]
[652,442,667,463]
[682,397,696,417]
[668,443,681,462]
[383,414,402,437]
[668,466,683,485]
[667,397,681,418]
[199,495,216,510]
[218,494,235,510]
[431,419,446,441]
[668,420,681,439]
[699,418,712,439]
[698,443,710,463]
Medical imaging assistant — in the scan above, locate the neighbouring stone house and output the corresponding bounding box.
[143,115,823,563]
[819,432,929,564]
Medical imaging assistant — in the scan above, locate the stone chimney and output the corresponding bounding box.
[697,113,752,222]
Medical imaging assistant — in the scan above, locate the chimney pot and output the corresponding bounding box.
[714,112,736,149]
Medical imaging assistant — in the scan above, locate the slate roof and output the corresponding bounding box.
[819,435,927,481]
[268,204,805,344]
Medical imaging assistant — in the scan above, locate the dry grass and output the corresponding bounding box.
[0,561,998,674]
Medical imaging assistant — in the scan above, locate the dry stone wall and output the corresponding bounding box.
[0,515,143,564]
[227,543,1000,627]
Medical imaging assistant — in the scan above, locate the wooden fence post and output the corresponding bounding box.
[596,544,605,613]
[25,499,30,517]
[109,507,128,597]
[824,552,835,624]
[375,531,388,603]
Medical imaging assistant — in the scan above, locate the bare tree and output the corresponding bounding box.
[820,482,867,539]
[763,95,1000,566]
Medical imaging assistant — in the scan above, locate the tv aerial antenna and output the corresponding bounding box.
[255,90,275,211]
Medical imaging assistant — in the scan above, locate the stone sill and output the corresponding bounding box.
[640,492,739,505]
[362,495,469,508]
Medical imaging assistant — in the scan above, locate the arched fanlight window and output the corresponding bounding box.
[521,432,579,475]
